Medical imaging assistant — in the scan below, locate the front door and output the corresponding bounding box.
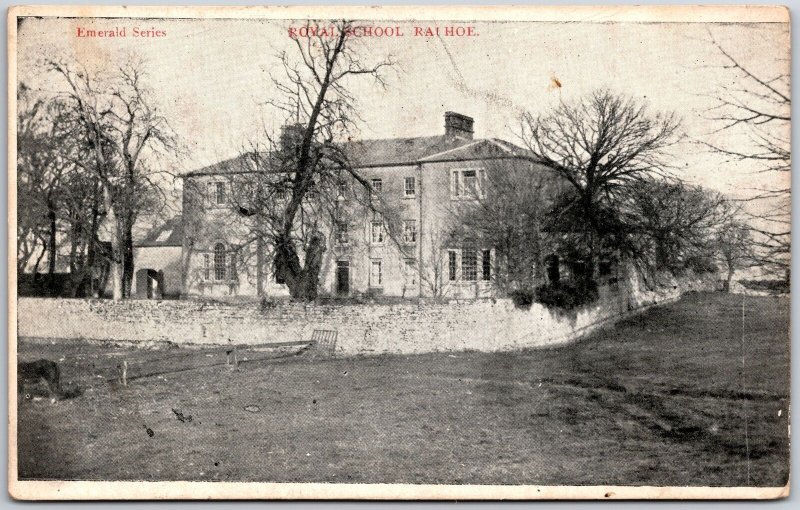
[336,260,350,295]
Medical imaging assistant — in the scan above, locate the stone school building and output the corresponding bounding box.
[135,112,548,300]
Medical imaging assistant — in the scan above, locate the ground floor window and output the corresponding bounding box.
[214,243,227,281]
[203,254,211,281]
[370,259,383,287]
[447,247,491,283]
[462,248,478,281]
[448,250,458,281]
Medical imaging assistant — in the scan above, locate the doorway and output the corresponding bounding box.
[135,268,164,299]
[336,260,350,295]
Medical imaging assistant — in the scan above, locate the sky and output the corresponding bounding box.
[16,16,790,202]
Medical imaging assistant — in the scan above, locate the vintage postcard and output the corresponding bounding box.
[7,4,791,500]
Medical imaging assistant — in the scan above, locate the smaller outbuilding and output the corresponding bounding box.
[132,215,183,299]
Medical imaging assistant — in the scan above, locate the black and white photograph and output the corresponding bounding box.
[7,5,791,500]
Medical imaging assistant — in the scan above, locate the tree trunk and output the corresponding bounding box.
[274,232,326,301]
[122,218,134,298]
[724,268,734,293]
[104,188,124,301]
[47,199,57,275]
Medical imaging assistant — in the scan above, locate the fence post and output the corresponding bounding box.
[121,360,128,386]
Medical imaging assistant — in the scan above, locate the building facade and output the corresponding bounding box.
[178,112,547,299]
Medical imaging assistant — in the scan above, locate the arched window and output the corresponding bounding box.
[214,243,226,281]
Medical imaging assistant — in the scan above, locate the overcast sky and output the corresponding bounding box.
[16,17,789,201]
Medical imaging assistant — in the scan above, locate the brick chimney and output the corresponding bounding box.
[280,123,305,153]
[444,111,474,141]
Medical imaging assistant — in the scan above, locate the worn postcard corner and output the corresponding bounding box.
[7,3,791,501]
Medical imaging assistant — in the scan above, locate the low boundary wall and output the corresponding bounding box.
[16,275,715,355]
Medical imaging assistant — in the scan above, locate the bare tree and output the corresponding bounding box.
[448,158,562,294]
[17,83,64,277]
[713,201,753,292]
[520,89,682,289]
[622,178,726,279]
[48,56,177,299]
[215,20,394,301]
[701,35,790,280]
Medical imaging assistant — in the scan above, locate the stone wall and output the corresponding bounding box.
[16,273,715,356]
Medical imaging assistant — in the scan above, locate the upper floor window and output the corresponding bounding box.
[371,178,383,194]
[336,221,349,244]
[451,169,485,200]
[404,177,416,197]
[370,221,385,245]
[213,243,227,281]
[208,181,226,206]
[402,220,417,244]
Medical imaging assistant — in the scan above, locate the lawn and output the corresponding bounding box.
[16,291,790,486]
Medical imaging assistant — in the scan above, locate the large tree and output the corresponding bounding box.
[622,178,726,279]
[520,89,682,289]
[48,56,177,299]
[17,83,65,278]
[223,21,394,301]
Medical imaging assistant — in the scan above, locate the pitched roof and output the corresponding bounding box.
[343,135,469,167]
[418,138,535,162]
[135,215,183,248]
[183,135,536,177]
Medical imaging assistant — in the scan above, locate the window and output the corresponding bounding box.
[451,169,485,199]
[462,248,478,281]
[370,221,385,245]
[371,178,383,194]
[214,243,226,281]
[404,259,417,285]
[203,254,211,281]
[402,220,417,244]
[229,249,238,280]
[208,181,226,206]
[336,221,349,244]
[370,260,383,287]
[482,249,491,281]
[448,250,458,281]
[404,177,416,197]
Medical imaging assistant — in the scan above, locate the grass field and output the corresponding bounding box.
[16,291,790,486]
